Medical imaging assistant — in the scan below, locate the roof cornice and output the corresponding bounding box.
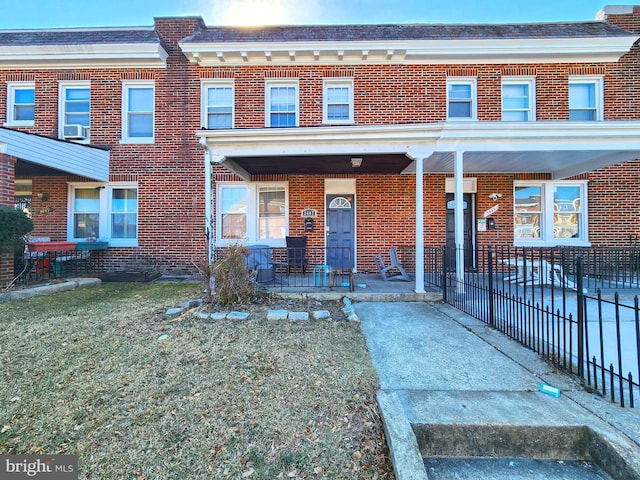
[180,35,639,66]
[0,43,168,69]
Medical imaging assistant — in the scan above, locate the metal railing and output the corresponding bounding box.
[214,245,355,290]
[426,245,640,408]
[12,247,106,287]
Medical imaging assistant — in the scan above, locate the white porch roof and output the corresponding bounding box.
[198,120,640,293]
[197,121,640,180]
[0,127,109,181]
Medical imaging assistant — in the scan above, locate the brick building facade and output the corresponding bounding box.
[1,5,640,288]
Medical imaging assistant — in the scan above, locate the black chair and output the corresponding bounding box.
[285,236,308,274]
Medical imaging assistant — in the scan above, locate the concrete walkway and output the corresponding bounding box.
[356,301,640,480]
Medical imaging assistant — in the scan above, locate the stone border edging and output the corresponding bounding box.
[0,278,101,302]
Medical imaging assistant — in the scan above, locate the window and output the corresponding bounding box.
[569,77,602,121]
[217,182,288,245]
[220,185,248,240]
[447,78,476,120]
[68,183,138,246]
[266,81,298,127]
[72,188,101,239]
[323,79,354,124]
[122,82,154,143]
[111,188,138,240]
[59,82,90,140]
[202,81,233,129]
[514,181,587,245]
[5,82,35,126]
[258,187,286,240]
[502,78,535,121]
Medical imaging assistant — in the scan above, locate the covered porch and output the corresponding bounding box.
[1,127,110,287]
[198,120,640,294]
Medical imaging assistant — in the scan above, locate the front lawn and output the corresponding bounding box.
[0,282,393,479]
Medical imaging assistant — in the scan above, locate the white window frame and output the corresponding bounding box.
[501,77,536,121]
[58,81,91,142]
[5,82,35,126]
[446,77,477,121]
[568,76,603,121]
[216,182,289,247]
[514,180,589,247]
[201,80,234,129]
[67,182,139,247]
[121,81,155,144]
[323,78,354,125]
[265,80,299,127]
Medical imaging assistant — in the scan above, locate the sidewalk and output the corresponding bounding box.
[356,301,640,480]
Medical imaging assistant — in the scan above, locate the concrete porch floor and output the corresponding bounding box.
[263,272,443,302]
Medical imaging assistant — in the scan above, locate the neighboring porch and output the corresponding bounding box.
[1,127,110,287]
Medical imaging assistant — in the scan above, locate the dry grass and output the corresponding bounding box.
[0,282,394,479]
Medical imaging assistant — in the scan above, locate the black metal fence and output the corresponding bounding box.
[12,246,106,287]
[425,245,640,408]
[214,245,355,291]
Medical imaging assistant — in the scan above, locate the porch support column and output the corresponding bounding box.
[453,150,465,293]
[407,149,432,294]
[0,152,16,288]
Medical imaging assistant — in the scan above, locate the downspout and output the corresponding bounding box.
[200,137,214,264]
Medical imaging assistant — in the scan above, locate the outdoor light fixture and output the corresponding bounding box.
[36,192,49,202]
[350,157,363,168]
[488,193,503,201]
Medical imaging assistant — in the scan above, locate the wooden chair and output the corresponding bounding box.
[329,247,354,292]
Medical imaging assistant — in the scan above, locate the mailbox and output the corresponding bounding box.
[304,217,314,232]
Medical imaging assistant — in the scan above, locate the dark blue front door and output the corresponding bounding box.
[326,194,354,269]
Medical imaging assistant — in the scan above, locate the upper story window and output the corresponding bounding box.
[502,78,535,121]
[217,182,288,246]
[323,79,354,124]
[59,82,90,141]
[202,81,233,129]
[446,78,476,120]
[5,82,35,126]
[266,81,298,127]
[514,181,588,246]
[122,81,154,143]
[569,77,603,121]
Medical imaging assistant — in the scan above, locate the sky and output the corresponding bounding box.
[0,0,638,29]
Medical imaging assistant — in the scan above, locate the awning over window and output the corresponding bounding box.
[0,127,109,181]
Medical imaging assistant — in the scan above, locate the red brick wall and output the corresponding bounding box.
[587,160,640,246]
[208,60,640,127]
[603,6,640,33]
[2,10,640,276]
[0,18,208,275]
[0,153,15,206]
[0,154,16,286]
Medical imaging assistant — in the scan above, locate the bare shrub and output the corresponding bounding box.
[211,243,260,305]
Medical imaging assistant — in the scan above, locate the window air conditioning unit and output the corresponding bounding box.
[62,124,88,140]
